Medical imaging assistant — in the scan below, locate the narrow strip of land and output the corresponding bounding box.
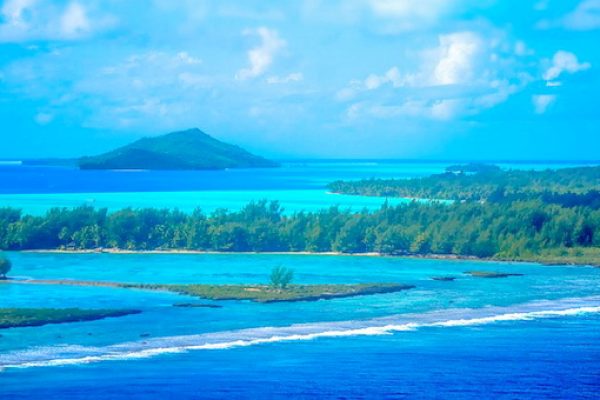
[465,271,524,278]
[0,308,141,329]
[2,279,414,303]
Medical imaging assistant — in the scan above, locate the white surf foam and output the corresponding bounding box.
[2,296,600,371]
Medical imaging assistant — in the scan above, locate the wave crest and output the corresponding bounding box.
[2,296,600,370]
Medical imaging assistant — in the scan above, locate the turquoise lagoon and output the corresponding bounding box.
[0,190,422,215]
[0,160,592,214]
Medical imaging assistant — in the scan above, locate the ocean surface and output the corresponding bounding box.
[0,160,593,214]
[1,160,599,399]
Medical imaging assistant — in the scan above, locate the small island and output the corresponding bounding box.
[0,308,141,329]
[128,283,415,303]
[78,128,279,170]
[5,279,414,303]
[172,303,223,308]
[431,276,456,281]
[465,271,524,278]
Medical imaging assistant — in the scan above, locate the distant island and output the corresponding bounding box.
[77,128,278,170]
[328,165,600,201]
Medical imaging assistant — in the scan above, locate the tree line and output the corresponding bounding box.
[0,198,598,262]
[328,165,600,201]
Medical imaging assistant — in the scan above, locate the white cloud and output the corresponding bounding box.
[0,0,37,40]
[68,50,210,128]
[430,99,463,120]
[115,99,170,117]
[1,0,36,27]
[347,80,521,121]
[0,0,112,42]
[433,32,483,85]
[343,31,485,95]
[338,31,533,121]
[543,51,591,82]
[366,0,462,32]
[562,0,600,30]
[363,67,405,89]
[368,0,452,19]
[102,51,203,76]
[266,72,303,84]
[532,94,556,114]
[236,27,285,80]
[176,51,202,65]
[537,0,600,31]
[347,98,465,121]
[335,82,361,101]
[60,2,90,37]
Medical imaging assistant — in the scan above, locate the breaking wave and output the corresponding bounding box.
[2,296,600,371]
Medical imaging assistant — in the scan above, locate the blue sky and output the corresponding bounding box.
[0,0,598,160]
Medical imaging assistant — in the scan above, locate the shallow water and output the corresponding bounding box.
[0,190,426,215]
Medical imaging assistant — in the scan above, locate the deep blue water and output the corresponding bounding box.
[1,160,599,399]
[3,316,600,399]
[0,161,452,194]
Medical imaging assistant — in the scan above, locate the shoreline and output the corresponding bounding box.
[24,248,377,257]
[18,248,600,267]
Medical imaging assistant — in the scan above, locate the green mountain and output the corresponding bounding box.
[78,128,279,170]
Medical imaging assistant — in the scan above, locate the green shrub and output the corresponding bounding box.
[270,266,294,289]
[0,255,11,279]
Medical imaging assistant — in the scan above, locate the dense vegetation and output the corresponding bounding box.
[0,308,141,329]
[79,128,278,170]
[328,165,600,201]
[0,195,598,264]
